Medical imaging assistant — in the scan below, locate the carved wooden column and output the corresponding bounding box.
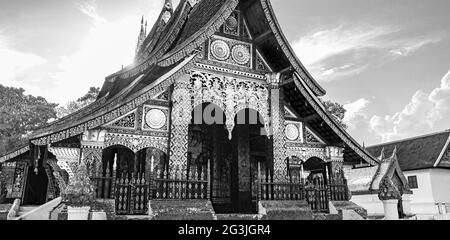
[325,146,345,180]
[80,130,105,173]
[80,130,106,198]
[235,123,251,211]
[266,73,288,182]
[169,74,192,178]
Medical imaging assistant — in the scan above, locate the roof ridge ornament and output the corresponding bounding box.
[162,0,174,23]
[187,0,198,7]
[378,147,385,161]
[135,16,147,54]
[390,146,398,160]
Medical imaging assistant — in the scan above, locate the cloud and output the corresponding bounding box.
[76,0,106,24]
[343,98,371,131]
[293,24,396,66]
[0,0,166,105]
[292,24,444,82]
[369,69,450,142]
[32,0,163,104]
[0,33,48,91]
[389,36,443,57]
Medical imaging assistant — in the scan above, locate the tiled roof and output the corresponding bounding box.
[344,166,378,192]
[175,0,227,45]
[367,130,450,171]
[345,149,407,193]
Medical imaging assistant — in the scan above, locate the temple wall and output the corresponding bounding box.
[403,169,450,219]
[429,169,450,203]
[350,194,384,218]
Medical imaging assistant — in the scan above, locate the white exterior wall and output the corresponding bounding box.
[430,169,450,204]
[350,194,384,218]
[404,169,450,220]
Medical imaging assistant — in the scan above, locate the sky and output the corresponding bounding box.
[0,0,449,146]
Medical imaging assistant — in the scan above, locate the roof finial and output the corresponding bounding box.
[391,146,398,160]
[135,16,147,55]
[161,0,173,23]
[378,147,385,161]
[164,0,173,13]
[144,20,147,36]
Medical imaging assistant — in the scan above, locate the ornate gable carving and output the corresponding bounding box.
[153,90,170,101]
[208,35,253,69]
[284,106,298,119]
[306,127,325,145]
[223,11,240,36]
[104,109,137,130]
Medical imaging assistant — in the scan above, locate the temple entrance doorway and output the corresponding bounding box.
[303,157,328,183]
[188,104,267,214]
[23,150,49,205]
[23,166,48,205]
[97,145,167,215]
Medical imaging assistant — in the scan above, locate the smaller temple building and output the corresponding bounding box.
[367,130,450,220]
[345,148,412,220]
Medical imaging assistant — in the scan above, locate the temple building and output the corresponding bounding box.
[345,147,412,220]
[366,130,450,220]
[0,0,386,220]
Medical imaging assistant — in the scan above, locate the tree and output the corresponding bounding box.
[320,99,348,130]
[0,172,6,203]
[0,85,58,155]
[56,87,100,118]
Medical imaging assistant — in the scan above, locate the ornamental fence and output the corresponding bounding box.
[89,158,349,215]
[149,163,210,200]
[115,172,148,215]
[258,168,349,213]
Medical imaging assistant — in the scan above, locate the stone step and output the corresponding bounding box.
[312,213,342,220]
[17,206,39,217]
[215,214,260,220]
[124,215,153,220]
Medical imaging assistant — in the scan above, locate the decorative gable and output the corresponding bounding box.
[104,109,137,130]
[284,106,298,119]
[208,35,253,69]
[153,90,170,101]
[306,127,326,145]
[255,49,272,72]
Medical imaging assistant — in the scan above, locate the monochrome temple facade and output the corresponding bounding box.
[0,0,401,220]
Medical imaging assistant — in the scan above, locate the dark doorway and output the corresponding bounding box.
[304,157,328,182]
[194,105,266,214]
[23,167,48,205]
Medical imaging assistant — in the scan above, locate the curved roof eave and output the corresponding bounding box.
[293,72,379,166]
[103,0,193,82]
[0,145,30,163]
[260,0,326,96]
[28,55,197,146]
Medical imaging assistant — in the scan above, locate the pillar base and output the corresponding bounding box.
[382,199,399,220]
